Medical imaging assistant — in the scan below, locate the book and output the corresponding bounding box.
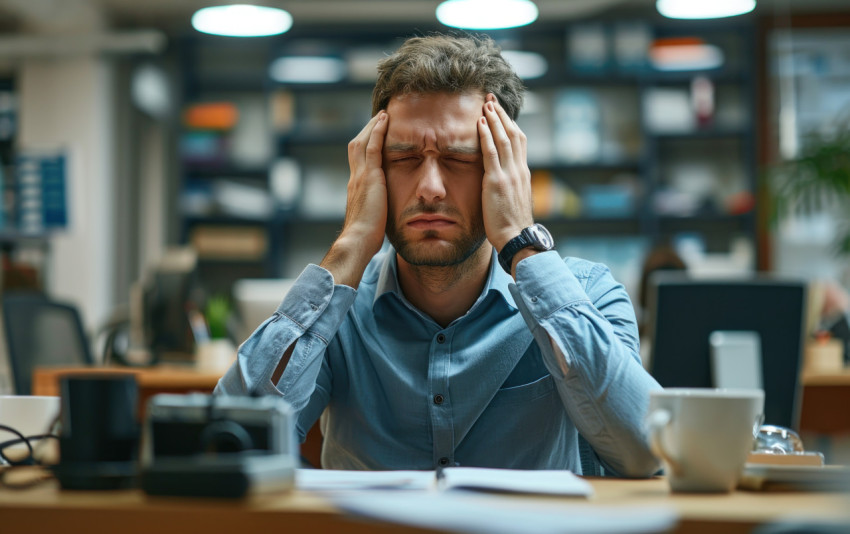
[296,467,593,497]
[438,467,593,497]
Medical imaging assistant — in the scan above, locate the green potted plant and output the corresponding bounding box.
[204,295,232,340]
[197,294,236,370]
[767,119,850,256]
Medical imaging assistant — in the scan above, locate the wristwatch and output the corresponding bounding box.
[497,223,554,274]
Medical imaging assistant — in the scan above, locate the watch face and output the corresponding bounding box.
[530,224,554,249]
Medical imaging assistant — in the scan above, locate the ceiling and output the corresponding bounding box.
[0,0,848,37]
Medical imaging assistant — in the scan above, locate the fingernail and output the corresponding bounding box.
[487,102,495,111]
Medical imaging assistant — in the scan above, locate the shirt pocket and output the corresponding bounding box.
[489,374,555,408]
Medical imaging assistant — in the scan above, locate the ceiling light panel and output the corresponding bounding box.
[436,0,538,30]
[192,5,293,37]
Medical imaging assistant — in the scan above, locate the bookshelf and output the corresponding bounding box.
[174,15,760,299]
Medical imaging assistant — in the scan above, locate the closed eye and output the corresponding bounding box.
[445,157,480,165]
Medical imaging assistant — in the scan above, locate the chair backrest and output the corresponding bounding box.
[2,292,94,395]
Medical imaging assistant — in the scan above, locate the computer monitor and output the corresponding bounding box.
[647,274,807,430]
[131,248,201,364]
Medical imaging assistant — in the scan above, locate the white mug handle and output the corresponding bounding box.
[647,408,681,476]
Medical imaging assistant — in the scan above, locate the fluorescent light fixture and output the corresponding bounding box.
[649,40,725,71]
[270,56,347,84]
[501,50,548,79]
[436,0,538,30]
[656,0,756,20]
[192,4,292,37]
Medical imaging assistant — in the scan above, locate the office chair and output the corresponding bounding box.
[2,291,94,395]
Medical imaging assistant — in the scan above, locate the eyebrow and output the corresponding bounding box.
[384,143,419,153]
[445,145,480,156]
[384,143,480,156]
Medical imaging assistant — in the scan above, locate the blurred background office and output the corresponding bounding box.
[0,0,848,389]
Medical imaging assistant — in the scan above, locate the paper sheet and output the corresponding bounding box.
[441,467,593,497]
[296,468,435,491]
[331,491,678,534]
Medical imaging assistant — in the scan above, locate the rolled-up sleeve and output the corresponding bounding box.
[509,251,662,478]
[214,264,357,424]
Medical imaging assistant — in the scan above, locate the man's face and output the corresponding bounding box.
[383,92,487,267]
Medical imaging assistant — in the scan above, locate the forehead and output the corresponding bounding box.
[385,92,485,145]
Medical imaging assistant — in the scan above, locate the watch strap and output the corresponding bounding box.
[497,224,553,274]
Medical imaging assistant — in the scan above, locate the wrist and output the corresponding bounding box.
[492,222,533,253]
[497,223,554,274]
[320,233,377,287]
[493,229,521,254]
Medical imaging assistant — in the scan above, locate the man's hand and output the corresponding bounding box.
[320,111,389,287]
[478,94,535,257]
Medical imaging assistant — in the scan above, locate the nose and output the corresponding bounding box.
[415,158,446,203]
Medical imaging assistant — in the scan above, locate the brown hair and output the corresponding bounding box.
[371,34,525,120]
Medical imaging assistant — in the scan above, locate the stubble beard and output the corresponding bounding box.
[386,201,487,267]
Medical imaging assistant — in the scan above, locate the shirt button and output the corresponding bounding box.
[531,296,538,303]
[436,334,446,344]
[433,394,444,405]
[438,457,450,467]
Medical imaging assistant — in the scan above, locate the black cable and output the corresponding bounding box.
[0,422,60,490]
[0,465,55,490]
[1,417,60,466]
[0,424,34,466]
[0,434,57,458]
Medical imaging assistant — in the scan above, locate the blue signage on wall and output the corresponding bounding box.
[15,152,68,233]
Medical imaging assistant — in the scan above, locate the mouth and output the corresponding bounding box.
[406,215,456,230]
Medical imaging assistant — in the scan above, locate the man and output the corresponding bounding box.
[216,34,662,477]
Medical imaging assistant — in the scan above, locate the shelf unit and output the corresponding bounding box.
[174,15,759,298]
[0,77,15,233]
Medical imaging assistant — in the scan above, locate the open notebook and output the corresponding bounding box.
[296,467,593,497]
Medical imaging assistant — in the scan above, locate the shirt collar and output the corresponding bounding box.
[373,247,517,311]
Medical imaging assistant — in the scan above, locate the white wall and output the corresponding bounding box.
[18,56,115,334]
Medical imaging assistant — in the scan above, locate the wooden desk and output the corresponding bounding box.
[0,474,847,534]
[800,369,850,435]
[31,365,224,412]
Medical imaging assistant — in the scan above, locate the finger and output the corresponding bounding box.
[364,111,388,170]
[477,115,500,172]
[486,95,529,169]
[484,101,511,163]
[489,98,527,160]
[348,112,386,168]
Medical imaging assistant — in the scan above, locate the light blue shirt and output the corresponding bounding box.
[215,249,662,477]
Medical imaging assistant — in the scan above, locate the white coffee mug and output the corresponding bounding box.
[0,395,61,464]
[647,388,764,492]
